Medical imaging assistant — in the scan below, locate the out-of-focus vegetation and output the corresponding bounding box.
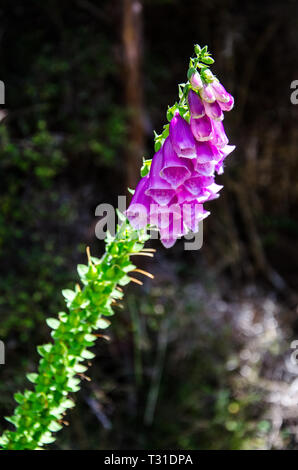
[1,0,298,449]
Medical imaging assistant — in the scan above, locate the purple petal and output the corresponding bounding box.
[211,80,231,103]
[195,141,217,163]
[169,111,197,159]
[218,94,234,111]
[184,175,214,196]
[181,201,210,232]
[126,176,151,229]
[146,149,175,206]
[150,201,182,229]
[160,219,186,248]
[215,145,235,174]
[188,89,205,118]
[160,137,192,188]
[190,116,213,141]
[204,100,224,121]
[199,84,215,103]
[195,161,216,176]
[210,121,229,148]
[190,72,203,91]
[206,182,223,195]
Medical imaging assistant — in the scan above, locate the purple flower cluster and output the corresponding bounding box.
[127,75,235,247]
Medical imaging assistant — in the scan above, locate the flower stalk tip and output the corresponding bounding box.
[127,44,235,247]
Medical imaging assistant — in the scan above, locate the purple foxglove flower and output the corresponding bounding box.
[160,218,186,248]
[190,72,203,90]
[150,200,182,229]
[169,112,197,159]
[181,201,210,232]
[196,190,212,203]
[146,149,175,206]
[215,144,235,174]
[126,176,151,229]
[211,80,231,103]
[160,137,192,189]
[184,175,214,196]
[218,94,234,112]
[195,161,216,176]
[211,121,229,148]
[176,186,200,203]
[204,100,224,121]
[195,141,218,163]
[215,162,224,175]
[207,192,220,201]
[220,144,235,160]
[188,90,205,118]
[199,84,215,103]
[206,182,223,197]
[190,116,213,141]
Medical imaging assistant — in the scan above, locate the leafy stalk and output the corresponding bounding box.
[0,222,149,449]
[0,43,213,450]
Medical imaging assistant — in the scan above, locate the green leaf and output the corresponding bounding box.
[46,318,60,330]
[194,44,201,55]
[154,140,162,152]
[74,364,87,373]
[201,56,214,65]
[61,399,75,409]
[84,334,97,342]
[62,289,76,302]
[14,393,25,405]
[48,421,63,432]
[140,158,152,177]
[81,350,95,360]
[96,318,111,329]
[77,264,88,278]
[39,433,56,445]
[37,344,52,356]
[27,373,38,384]
[187,67,196,80]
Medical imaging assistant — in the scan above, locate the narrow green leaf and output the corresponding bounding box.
[46,318,60,330]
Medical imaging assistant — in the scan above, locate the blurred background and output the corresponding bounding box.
[0,0,298,450]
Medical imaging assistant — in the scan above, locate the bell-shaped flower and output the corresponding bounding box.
[146,149,175,206]
[181,201,210,232]
[206,182,223,198]
[190,116,213,141]
[204,100,224,121]
[183,175,214,196]
[150,200,182,229]
[211,80,231,103]
[218,94,234,112]
[199,84,215,103]
[190,72,203,91]
[211,121,229,148]
[169,111,197,159]
[126,176,151,229]
[159,217,186,248]
[188,90,205,118]
[160,137,192,189]
[195,141,218,163]
[215,144,235,174]
[195,161,216,176]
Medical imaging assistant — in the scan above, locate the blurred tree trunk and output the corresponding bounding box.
[122,0,144,191]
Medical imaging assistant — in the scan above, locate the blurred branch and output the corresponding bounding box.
[122,0,145,190]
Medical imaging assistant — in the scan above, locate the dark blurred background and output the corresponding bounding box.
[1,0,298,450]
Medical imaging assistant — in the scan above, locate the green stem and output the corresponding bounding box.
[0,222,149,450]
